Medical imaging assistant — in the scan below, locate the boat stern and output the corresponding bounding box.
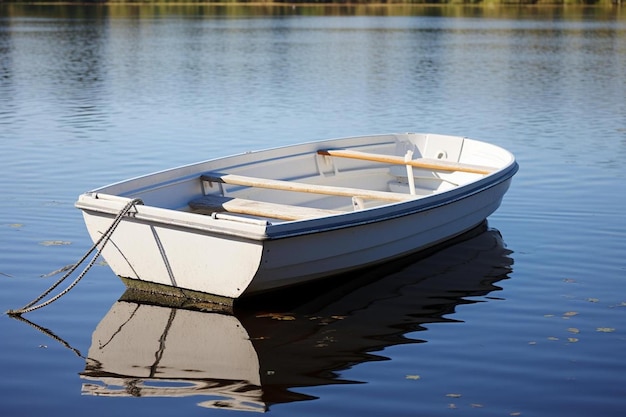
[76,192,266,299]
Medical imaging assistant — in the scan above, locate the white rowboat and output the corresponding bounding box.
[75,132,518,300]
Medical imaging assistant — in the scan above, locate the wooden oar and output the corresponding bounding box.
[317,149,496,175]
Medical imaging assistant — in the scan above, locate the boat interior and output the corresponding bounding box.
[89,134,506,225]
[186,145,496,223]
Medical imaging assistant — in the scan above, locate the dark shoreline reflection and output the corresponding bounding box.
[79,222,513,412]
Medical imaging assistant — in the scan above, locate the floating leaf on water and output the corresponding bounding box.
[563,311,578,317]
[273,314,295,321]
[9,223,23,228]
[256,313,296,321]
[40,240,71,246]
[275,315,296,321]
[40,264,75,278]
[567,328,580,334]
[587,298,600,303]
[596,327,615,333]
[405,374,421,380]
[446,393,462,398]
[568,338,579,343]
[318,315,347,325]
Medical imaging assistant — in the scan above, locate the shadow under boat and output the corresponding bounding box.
[80,222,514,412]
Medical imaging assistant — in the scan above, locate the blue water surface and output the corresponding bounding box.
[1,5,625,416]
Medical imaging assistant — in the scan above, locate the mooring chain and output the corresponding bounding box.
[7,198,143,316]
[10,313,84,358]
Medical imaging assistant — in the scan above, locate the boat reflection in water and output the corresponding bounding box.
[80,222,513,412]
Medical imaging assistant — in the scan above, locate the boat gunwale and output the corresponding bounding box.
[76,160,517,242]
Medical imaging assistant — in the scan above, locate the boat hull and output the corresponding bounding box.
[248,179,511,293]
[76,132,517,299]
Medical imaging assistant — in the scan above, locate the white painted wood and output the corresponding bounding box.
[404,149,416,195]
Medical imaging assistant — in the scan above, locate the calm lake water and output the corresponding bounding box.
[1,4,625,416]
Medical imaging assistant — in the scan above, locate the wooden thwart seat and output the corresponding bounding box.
[189,195,343,221]
[317,149,497,175]
[196,163,428,221]
[201,174,417,202]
